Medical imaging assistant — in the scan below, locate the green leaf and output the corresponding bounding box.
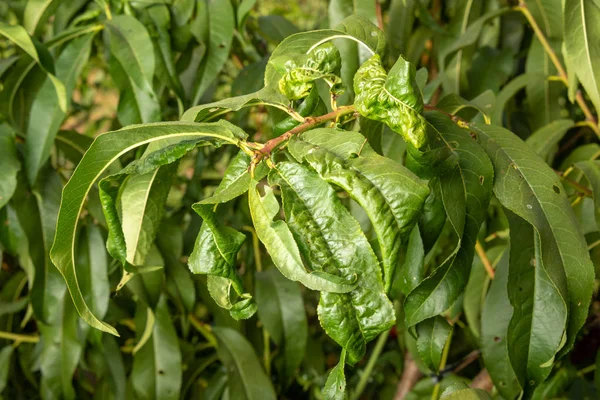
[564,0,600,115]
[55,130,94,164]
[288,128,429,292]
[192,0,234,105]
[25,33,94,185]
[505,211,567,393]
[199,151,268,205]
[531,365,578,400]
[264,15,386,91]
[131,296,182,400]
[269,162,395,363]
[418,178,446,254]
[526,119,575,163]
[0,346,13,393]
[181,87,290,122]
[525,0,562,38]
[121,164,176,266]
[248,180,356,293]
[106,15,160,124]
[440,388,492,400]
[0,125,20,209]
[388,0,416,60]
[323,350,347,400]
[404,113,493,327]
[24,0,55,35]
[258,15,299,42]
[51,121,244,335]
[188,203,256,320]
[574,160,600,231]
[255,268,308,385]
[490,73,543,125]
[416,316,452,373]
[435,90,495,120]
[396,225,425,295]
[481,251,523,399]
[213,326,277,400]
[354,54,427,149]
[472,122,595,359]
[0,21,67,113]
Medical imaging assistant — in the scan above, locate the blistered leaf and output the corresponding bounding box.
[213,327,277,400]
[289,128,429,292]
[269,162,395,363]
[277,42,342,100]
[248,180,356,294]
[473,122,595,359]
[51,121,244,335]
[354,54,427,149]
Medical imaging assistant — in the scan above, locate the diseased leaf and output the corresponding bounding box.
[213,327,277,400]
[269,162,395,363]
[248,180,356,294]
[255,268,308,386]
[51,121,245,335]
[416,316,452,373]
[472,122,595,359]
[354,54,427,149]
[564,0,600,115]
[481,251,523,399]
[404,112,493,327]
[288,128,429,292]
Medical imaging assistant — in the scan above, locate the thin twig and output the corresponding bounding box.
[0,331,39,343]
[475,241,495,279]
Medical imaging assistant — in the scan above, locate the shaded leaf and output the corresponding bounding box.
[416,316,452,373]
[526,119,575,163]
[0,125,20,209]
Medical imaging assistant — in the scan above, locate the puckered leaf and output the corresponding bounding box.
[472,122,595,359]
[248,180,356,294]
[277,42,342,100]
[404,112,493,327]
[288,128,429,292]
[269,162,395,364]
[353,54,427,149]
[264,15,386,90]
[51,121,244,335]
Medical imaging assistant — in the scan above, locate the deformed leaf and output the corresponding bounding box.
[269,162,395,363]
[248,180,356,294]
[51,121,245,335]
[289,128,429,292]
[354,54,427,149]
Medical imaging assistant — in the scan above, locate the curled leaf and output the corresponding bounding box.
[354,54,427,149]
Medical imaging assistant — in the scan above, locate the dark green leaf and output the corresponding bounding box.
[255,268,308,385]
[396,225,425,295]
[526,119,575,163]
[289,128,429,292]
[574,160,600,230]
[248,179,357,293]
[440,388,491,400]
[0,346,13,393]
[416,316,452,373]
[269,162,395,363]
[258,15,299,42]
[213,326,277,400]
[323,350,347,400]
[0,125,20,209]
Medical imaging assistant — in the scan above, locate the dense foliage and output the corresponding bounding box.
[1,0,600,399]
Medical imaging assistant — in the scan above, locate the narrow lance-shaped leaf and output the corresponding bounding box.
[288,128,429,292]
[51,121,245,335]
[564,0,600,116]
[323,350,347,400]
[472,122,594,357]
[255,268,308,386]
[505,211,567,394]
[481,251,522,399]
[130,296,182,400]
[354,54,427,149]
[404,112,493,327]
[269,163,395,363]
[416,316,453,373]
[0,125,20,209]
[248,180,357,294]
[213,327,277,400]
[574,160,600,230]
